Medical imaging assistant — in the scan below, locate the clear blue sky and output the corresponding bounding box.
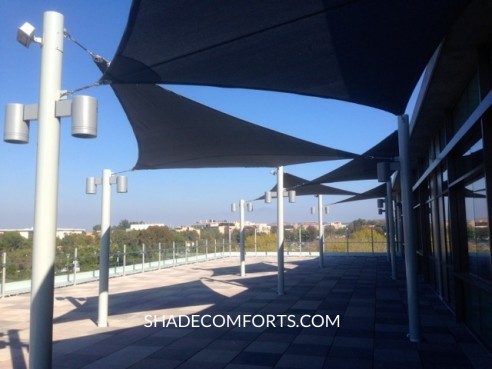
[0,1,416,231]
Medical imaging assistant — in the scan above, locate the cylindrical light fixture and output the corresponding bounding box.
[71,95,97,138]
[4,103,29,143]
[86,177,97,194]
[116,176,128,193]
[288,190,296,203]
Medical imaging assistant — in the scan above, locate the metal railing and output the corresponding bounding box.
[0,238,387,298]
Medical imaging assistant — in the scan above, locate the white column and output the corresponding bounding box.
[398,114,421,342]
[387,181,397,280]
[29,11,64,369]
[239,200,246,276]
[98,169,111,327]
[277,166,285,295]
[318,195,325,268]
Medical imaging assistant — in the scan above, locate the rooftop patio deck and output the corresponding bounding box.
[1,255,491,369]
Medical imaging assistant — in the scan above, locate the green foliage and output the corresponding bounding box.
[245,232,276,251]
[349,227,386,241]
[200,227,222,242]
[116,219,132,229]
[1,218,389,282]
[0,232,30,251]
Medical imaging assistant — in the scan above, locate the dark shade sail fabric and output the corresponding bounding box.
[311,130,399,184]
[257,172,357,200]
[103,0,468,115]
[333,183,386,204]
[110,83,358,169]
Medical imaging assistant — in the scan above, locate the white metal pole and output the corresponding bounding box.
[277,166,285,295]
[398,114,421,342]
[142,243,145,273]
[1,252,6,298]
[123,244,127,276]
[172,241,176,266]
[298,227,301,255]
[318,195,325,268]
[228,226,232,255]
[29,11,64,369]
[240,200,246,276]
[98,169,111,327]
[387,181,397,280]
[73,247,78,286]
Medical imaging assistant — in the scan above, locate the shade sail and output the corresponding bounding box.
[257,172,357,200]
[333,184,386,204]
[103,0,468,115]
[110,83,357,169]
[311,131,399,184]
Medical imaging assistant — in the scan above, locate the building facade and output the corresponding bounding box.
[409,1,492,350]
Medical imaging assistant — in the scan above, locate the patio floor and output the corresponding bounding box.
[1,255,491,369]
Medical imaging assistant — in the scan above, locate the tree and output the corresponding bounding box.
[0,232,30,251]
[116,219,132,230]
[245,232,276,251]
[305,226,318,242]
[178,229,199,243]
[138,226,175,246]
[200,228,222,242]
[58,233,95,252]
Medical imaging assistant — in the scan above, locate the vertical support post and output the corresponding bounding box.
[29,11,64,369]
[205,239,208,260]
[196,240,199,260]
[254,228,257,256]
[66,254,70,282]
[370,227,374,255]
[172,241,176,266]
[158,242,162,269]
[346,229,349,254]
[98,169,111,328]
[240,199,246,276]
[387,180,397,280]
[396,202,404,257]
[385,205,390,261]
[141,243,145,273]
[297,227,301,255]
[318,195,324,267]
[214,239,217,259]
[123,244,126,276]
[1,252,6,298]
[228,228,232,256]
[277,165,285,295]
[398,114,421,342]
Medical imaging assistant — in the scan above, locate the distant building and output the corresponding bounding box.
[328,221,346,229]
[128,223,166,231]
[0,228,86,239]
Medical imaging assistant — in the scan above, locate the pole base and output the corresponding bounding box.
[407,333,422,342]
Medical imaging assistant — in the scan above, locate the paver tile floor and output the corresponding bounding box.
[1,255,491,368]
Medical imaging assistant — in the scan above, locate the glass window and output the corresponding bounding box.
[428,201,434,255]
[442,195,452,263]
[453,73,480,133]
[456,139,483,179]
[465,176,491,280]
